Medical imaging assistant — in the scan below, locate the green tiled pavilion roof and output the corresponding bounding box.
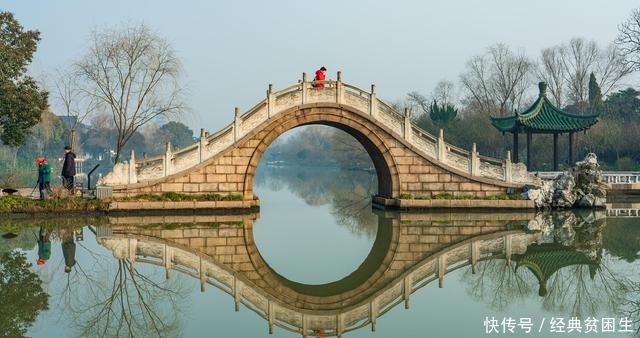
[491,82,600,133]
[514,243,600,297]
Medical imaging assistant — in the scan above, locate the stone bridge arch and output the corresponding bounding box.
[242,104,400,199]
[102,76,538,202]
[96,211,540,336]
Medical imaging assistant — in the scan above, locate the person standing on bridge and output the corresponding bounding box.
[313,66,327,88]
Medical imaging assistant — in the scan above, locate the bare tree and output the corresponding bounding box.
[406,91,430,115]
[561,38,600,104]
[536,46,566,107]
[596,43,634,96]
[75,23,184,163]
[54,68,98,149]
[616,8,640,72]
[460,54,495,115]
[460,44,532,116]
[64,257,185,338]
[537,39,631,108]
[432,79,457,106]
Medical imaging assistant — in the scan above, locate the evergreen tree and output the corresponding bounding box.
[429,100,458,126]
[604,88,640,121]
[588,72,603,114]
[0,12,48,146]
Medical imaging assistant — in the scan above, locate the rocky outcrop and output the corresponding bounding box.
[523,153,608,209]
[525,210,606,260]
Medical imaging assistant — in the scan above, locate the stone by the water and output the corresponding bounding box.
[523,153,608,209]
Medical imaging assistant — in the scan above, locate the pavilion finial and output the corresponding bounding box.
[538,82,548,97]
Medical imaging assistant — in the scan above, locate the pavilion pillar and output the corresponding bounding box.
[512,132,519,163]
[568,132,574,165]
[526,132,532,170]
[553,133,559,171]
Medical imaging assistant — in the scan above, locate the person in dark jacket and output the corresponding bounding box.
[314,66,327,88]
[36,157,52,200]
[61,145,76,192]
[62,228,76,273]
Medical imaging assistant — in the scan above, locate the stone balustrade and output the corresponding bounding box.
[97,229,539,337]
[99,73,536,187]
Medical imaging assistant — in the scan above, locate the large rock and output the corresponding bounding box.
[523,153,608,209]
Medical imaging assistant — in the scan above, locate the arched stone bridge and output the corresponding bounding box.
[100,73,537,199]
[96,211,541,337]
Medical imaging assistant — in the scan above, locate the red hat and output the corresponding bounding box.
[36,157,46,165]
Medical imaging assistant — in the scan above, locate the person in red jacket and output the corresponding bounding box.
[313,66,326,88]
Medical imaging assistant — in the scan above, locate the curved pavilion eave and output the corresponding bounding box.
[490,82,601,170]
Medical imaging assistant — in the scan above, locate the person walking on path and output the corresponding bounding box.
[314,66,327,88]
[61,145,76,192]
[36,157,52,200]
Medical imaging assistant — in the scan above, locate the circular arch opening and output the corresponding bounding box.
[243,106,399,200]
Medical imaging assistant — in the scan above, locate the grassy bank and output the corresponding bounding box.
[0,195,109,214]
[114,192,244,202]
[398,192,525,200]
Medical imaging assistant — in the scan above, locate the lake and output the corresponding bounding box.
[1,164,639,338]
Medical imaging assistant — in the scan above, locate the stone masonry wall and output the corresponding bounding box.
[112,105,514,199]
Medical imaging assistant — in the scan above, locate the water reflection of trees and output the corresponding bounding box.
[21,225,190,338]
[0,251,49,338]
[463,211,640,334]
[66,258,186,338]
[255,165,378,238]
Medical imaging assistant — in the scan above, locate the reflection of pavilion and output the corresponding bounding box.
[514,243,601,297]
[96,211,541,337]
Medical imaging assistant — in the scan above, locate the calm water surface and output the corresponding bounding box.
[1,165,639,338]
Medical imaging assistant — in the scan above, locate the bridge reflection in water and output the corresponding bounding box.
[94,210,608,337]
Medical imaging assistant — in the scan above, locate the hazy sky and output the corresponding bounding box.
[3,0,639,132]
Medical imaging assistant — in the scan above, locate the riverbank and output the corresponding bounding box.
[373,195,535,210]
[0,193,259,217]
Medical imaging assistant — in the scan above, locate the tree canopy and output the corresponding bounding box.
[159,121,195,149]
[75,23,184,163]
[0,251,49,337]
[0,12,48,146]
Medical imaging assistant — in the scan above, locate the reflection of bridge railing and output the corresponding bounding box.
[102,73,534,186]
[606,209,640,217]
[605,203,640,217]
[97,230,537,337]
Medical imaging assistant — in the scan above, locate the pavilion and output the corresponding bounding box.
[513,242,600,297]
[490,82,600,170]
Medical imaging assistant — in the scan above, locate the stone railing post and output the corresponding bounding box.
[336,71,344,104]
[164,141,173,176]
[403,108,412,142]
[128,238,137,264]
[437,254,446,288]
[301,72,308,104]
[469,143,479,176]
[504,150,512,182]
[505,234,513,266]
[128,149,137,184]
[369,84,377,118]
[199,128,207,163]
[266,84,274,118]
[233,107,240,142]
[437,129,446,162]
[403,274,412,309]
